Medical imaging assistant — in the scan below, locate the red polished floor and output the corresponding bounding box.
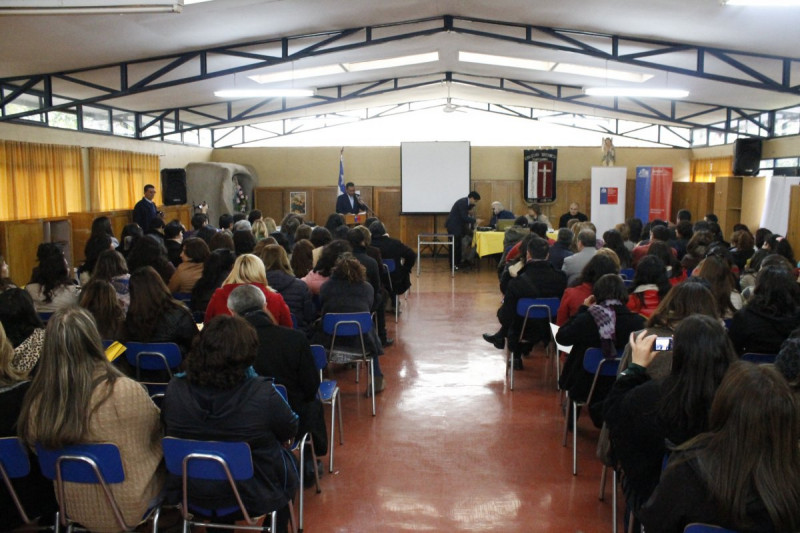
[302,259,622,532]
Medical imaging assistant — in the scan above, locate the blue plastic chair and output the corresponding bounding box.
[322,311,377,416]
[382,259,399,323]
[37,312,53,324]
[172,292,192,307]
[311,344,343,473]
[620,268,635,280]
[274,383,320,533]
[741,352,777,364]
[36,442,161,532]
[511,297,561,391]
[683,524,738,533]
[124,342,182,396]
[161,437,280,532]
[562,347,621,475]
[0,437,40,526]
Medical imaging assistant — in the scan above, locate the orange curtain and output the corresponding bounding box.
[0,141,84,221]
[690,156,733,183]
[89,148,160,210]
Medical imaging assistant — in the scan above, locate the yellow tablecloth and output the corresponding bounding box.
[474,231,505,257]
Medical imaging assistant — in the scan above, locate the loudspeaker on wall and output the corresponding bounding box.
[161,168,187,205]
[733,138,762,176]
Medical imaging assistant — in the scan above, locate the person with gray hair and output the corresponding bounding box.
[561,229,597,285]
[489,201,515,228]
[226,284,326,482]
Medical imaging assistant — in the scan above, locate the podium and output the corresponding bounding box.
[344,212,369,226]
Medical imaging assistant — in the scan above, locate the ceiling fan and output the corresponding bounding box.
[443,97,466,113]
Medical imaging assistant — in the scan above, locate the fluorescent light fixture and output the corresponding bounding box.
[249,64,345,84]
[554,63,653,82]
[0,0,183,14]
[343,52,439,72]
[723,0,800,5]
[584,87,689,98]
[214,89,315,98]
[459,51,554,71]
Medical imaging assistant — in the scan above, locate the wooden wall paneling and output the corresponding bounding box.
[740,177,767,234]
[671,182,714,225]
[787,185,800,258]
[400,215,434,250]
[254,188,286,222]
[713,177,743,238]
[373,188,401,239]
[311,188,339,225]
[548,179,591,225]
[492,180,525,215]
[625,180,636,221]
[473,181,493,225]
[0,220,45,287]
[161,205,192,230]
[70,210,132,264]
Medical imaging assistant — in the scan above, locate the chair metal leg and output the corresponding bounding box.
[572,400,579,475]
[562,393,570,447]
[328,392,337,473]
[369,359,376,416]
[612,469,618,533]
[506,339,514,391]
[394,294,399,323]
[150,506,160,533]
[599,464,608,501]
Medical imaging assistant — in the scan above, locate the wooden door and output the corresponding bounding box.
[374,188,401,239]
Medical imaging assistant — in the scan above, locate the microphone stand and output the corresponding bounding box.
[356,196,376,217]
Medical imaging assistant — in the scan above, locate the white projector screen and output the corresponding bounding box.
[401,141,471,214]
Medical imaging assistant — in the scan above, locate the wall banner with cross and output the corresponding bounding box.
[524,149,557,203]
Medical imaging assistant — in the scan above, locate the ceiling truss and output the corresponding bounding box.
[1,15,798,145]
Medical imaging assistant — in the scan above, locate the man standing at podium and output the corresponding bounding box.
[336,182,365,215]
[133,184,158,232]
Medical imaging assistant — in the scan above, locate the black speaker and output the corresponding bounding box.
[733,138,762,176]
[161,168,187,205]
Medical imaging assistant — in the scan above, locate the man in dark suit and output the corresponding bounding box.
[132,183,158,232]
[336,181,365,214]
[227,284,326,476]
[483,237,567,369]
[369,220,416,298]
[558,202,589,228]
[445,191,481,267]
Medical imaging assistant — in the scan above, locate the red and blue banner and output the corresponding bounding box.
[635,166,673,222]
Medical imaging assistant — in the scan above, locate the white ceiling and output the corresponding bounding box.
[1,0,799,146]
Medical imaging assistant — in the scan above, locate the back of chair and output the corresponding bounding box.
[516,297,560,322]
[683,524,738,533]
[582,347,621,377]
[310,344,328,374]
[620,268,634,280]
[125,342,182,375]
[172,293,192,307]
[383,259,397,273]
[741,352,777,364]
[0,437,33,524]
[322,312,373,337]
[162,437,254,482]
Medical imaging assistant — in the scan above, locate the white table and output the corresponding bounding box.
[417,233,455,277]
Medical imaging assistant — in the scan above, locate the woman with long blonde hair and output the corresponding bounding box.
[17,307,164,532]
[203,253,292,327]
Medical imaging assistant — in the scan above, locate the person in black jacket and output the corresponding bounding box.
[346,228,391,346]
[369,220,416,298]
[603,315,736,519]
[259,244,315,334]
[228,284,325,461]
[162,314,298,532]
[483,237,567,369]
[445,191,481,267]
[729,265,800,355]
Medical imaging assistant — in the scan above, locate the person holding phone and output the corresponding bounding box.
[603,314,737,525]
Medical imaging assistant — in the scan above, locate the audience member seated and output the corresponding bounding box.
[190,248,236,314]
[627,256,671,319]
[692,252,742,318]
[295,223,313,243]
[25,243,80,313]
[301,240,351,296]
[0,322,58,529]
[561,229,598,285]
[204,254,292,328]
[494,218,531,276]
[309,226,333,267]
[489,201,515,228]
[116,223,143,259]
[602,229,632,269]
[0,253,15,292]
[483,237,567,369]
[557,274,646,426]
[77,233,113,285]
[183,212,208,240]
[631,224,675,268]
[625,218,644,250]
[163,220,185,267]
[557,253,619,326]
[728,265,800,355]
[162,314,298,532]
[125,266,198,356]
[680,230,713,274]
[248,209,262,225]
[547,228,573,272]
[228,285,325,477]
[208,230,235,252]
[347,228,391,346]
[233,229,257,256]
[79,279,126,341]
[167,237,209,293]
[126,234,175,286]
[91,249,131,313]
[776,336,800,394]
[0,288,45,378]
[18,307,164,532]
[647,240,686,285]
[280,214,302,252]
[252,219,269,241]
[639,362,800,533]
[525,202,551,229]
[671,220,693,260]
[317,253,386,392]
[604,315,736,518]
[291,239,315,279]
[369,220,416,298]
[259,244,315,333]
[728,228,754,272]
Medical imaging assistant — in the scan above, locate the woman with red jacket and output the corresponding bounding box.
[204,254,292,328]
[627,256,672,319]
